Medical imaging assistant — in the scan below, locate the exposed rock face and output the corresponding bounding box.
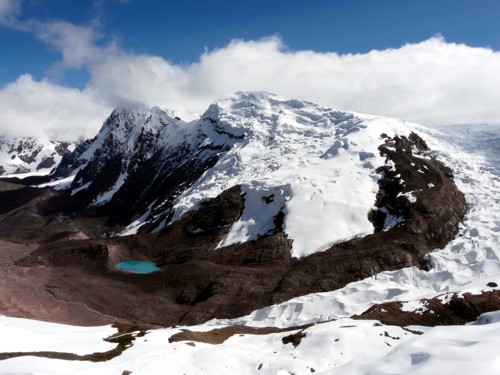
[0,129,467,326]
[52,139,93,178]
[36,156,56,170]
[50,108,223,228]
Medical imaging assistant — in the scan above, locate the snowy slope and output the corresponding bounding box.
[164,92,413,257]
[215,123,500,328]
[0,315,429,375]
[1,121,498,374]
[1,310,499,374]
[0,135,73,176]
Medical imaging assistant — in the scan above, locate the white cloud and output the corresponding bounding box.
[34,21,113,69]
[0,75,109,139]
[86,36,500,127]
[2,8,500,141]
[0,0,20,25]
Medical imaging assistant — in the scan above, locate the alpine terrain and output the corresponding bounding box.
[0,92,499,374]
[0,135,73,176]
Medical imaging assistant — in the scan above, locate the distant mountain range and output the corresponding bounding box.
[0,135,73,176]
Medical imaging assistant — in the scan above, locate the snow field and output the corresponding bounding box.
[213,122,500,329]
[332,311,500,375]
[0,316,115,354]
[0,316,428,375]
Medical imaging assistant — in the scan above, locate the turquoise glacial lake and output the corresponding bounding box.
[115,261,160,274]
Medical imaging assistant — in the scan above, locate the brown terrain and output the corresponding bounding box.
[354,288,500,326]
[0,132,480,328]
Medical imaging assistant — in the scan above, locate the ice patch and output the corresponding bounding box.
[119,201,156,236]
[398,191,417,203]
[378,207,406,231]
[92,172,129,206]
[71,181,91,195]
[400,300,428,314]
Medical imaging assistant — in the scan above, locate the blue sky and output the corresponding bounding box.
[2,0,500,87]
[1,0,500,139]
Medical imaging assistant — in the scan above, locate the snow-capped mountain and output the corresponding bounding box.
[0,91,464,327]
[50,105,222,228]
[0,93,498,375]
[0,135,73,176]
[48,92,464,257]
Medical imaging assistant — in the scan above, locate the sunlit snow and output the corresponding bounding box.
[167,92,412,257]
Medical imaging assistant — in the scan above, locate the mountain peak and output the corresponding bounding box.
[208,91,315,116]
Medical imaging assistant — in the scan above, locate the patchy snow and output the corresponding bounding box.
[71,181,91,195]
[398,190,418,203]
[378,206,406,231]
[92,171,128,206]
[0,136,74,176]
[37,175,76,190]
[68,106,192,207]
[118,201,156,236]
[400,299,429,314]
[3,170,53,179]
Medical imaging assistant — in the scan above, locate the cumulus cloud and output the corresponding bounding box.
[1,6,500,141]
[34,21,115,70]
[0,75,109,139]
[87,36,500,127]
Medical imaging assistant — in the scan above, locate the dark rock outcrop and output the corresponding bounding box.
[353,289,500,326]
